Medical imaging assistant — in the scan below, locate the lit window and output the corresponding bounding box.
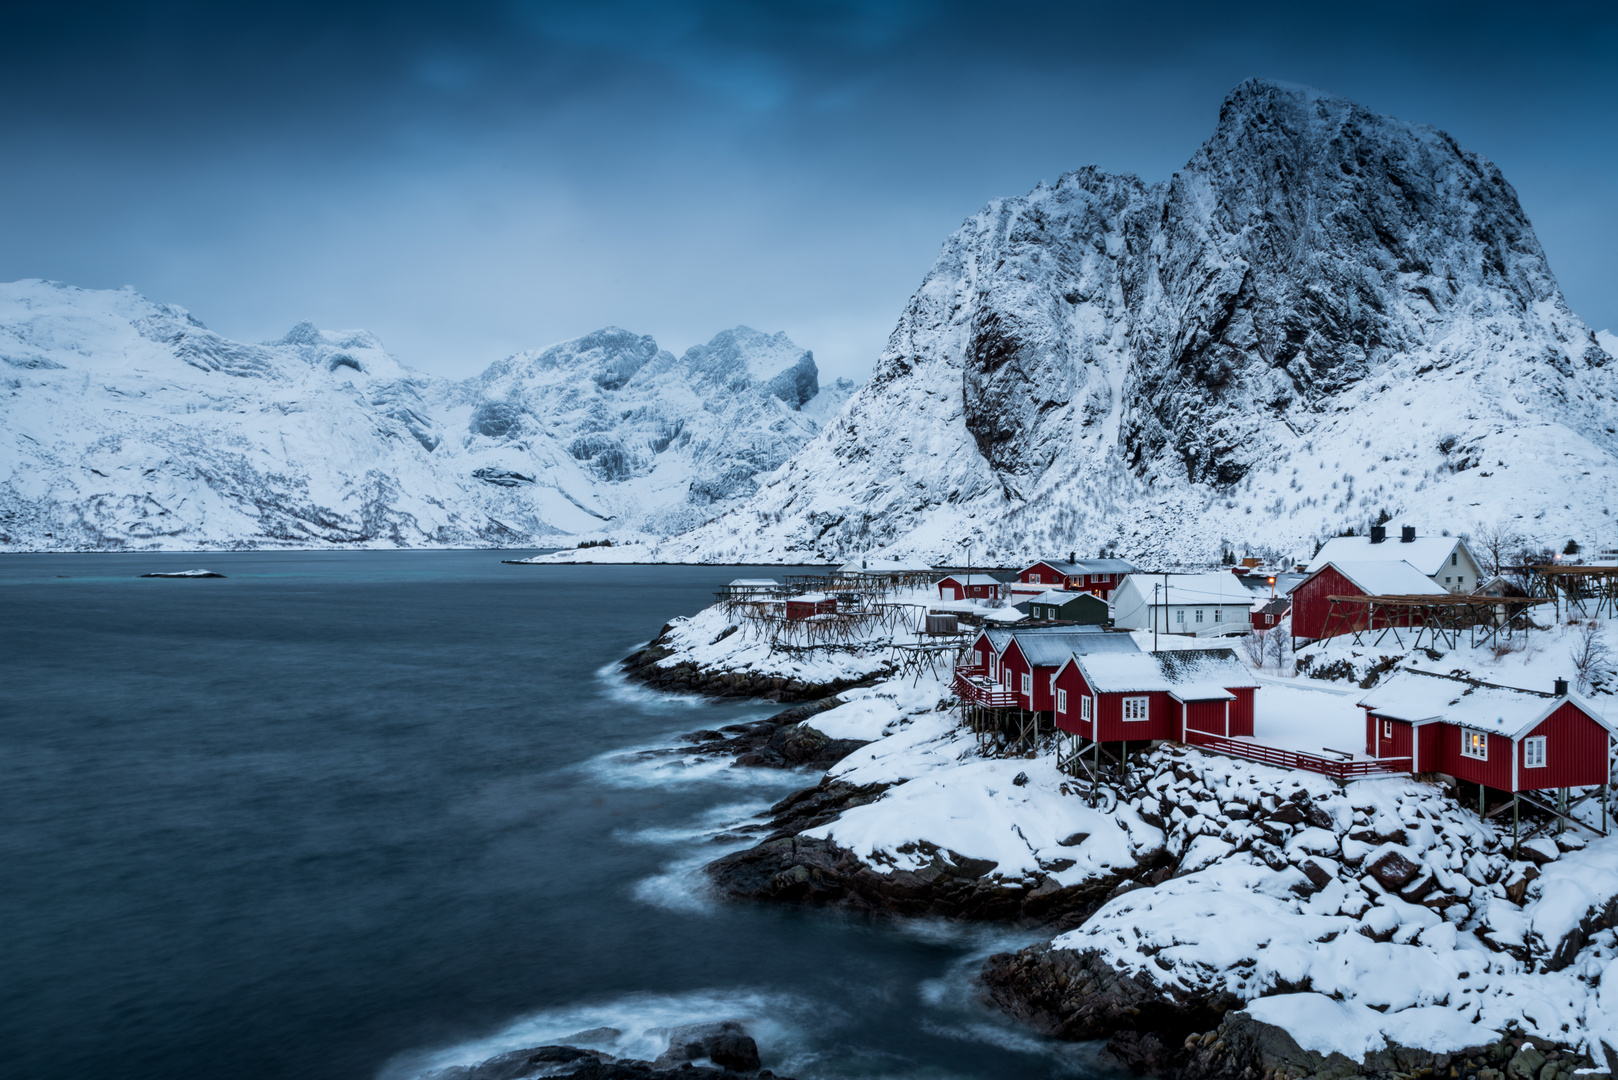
[1461,730,1488,761]
[1524,736,1547,768]
[1123,696,1149,721]
[1081,697,1094,721]
[1031,573,1041,583]
[1057,689,1068,714]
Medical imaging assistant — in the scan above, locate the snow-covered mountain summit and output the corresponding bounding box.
[659,79,1618,564]
[0,280,853,549]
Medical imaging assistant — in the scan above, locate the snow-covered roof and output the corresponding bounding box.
[1311,535,1474,577]
[788,592,830,603]
[1025,589,1102,607]
[1010,629,1139,667]
[972,627,1018,655]
[937,573,1002,586]
[728,578,780,587]
[1062,647,1258,696]
[1026,557,1138,576]
[1357,669,1614,739]
[1123,571,1256,605]
[1318,560,1448,597]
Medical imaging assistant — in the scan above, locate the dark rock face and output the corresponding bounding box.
[669,697,871,772]
[653,1022,761,1073]
[429,1022,783,1080]
[704,778,1154,926]
[620,630,890,703]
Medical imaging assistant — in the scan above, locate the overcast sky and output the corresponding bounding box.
[3,1,1615,382]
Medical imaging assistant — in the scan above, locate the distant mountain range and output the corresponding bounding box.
[0,280,855,549]
[651,78,1618,565]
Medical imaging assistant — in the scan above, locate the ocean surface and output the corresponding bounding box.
[0,551,1109,1080]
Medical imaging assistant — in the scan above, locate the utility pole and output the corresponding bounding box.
[1153,583,1160,652]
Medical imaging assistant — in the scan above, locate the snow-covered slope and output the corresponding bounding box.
[660,79,1618,565]
[0,281,854,550]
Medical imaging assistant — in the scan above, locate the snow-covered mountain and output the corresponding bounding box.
[658,79,1618,565]
[0,280,854,549]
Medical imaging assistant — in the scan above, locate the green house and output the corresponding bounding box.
[1024,589,1109,624]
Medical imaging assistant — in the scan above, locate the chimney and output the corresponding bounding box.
[1370,525,1386,544]
[1069,551,1076,564]
[1554,677,1569,697]
[1401,526,1416,543]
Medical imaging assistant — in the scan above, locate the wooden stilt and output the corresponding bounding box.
[1512,795,1519,858]
[1478,782,1485,819]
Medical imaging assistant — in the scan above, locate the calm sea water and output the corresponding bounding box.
[0,551,1108,1080]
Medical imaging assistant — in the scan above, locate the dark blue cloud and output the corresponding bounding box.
[2,1,1615,380]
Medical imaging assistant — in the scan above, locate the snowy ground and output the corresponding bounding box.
[667,596,1618,1068]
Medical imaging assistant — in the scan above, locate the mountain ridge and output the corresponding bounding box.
[0,279,855,550]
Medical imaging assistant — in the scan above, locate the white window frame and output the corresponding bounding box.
[1214,608,1221,622]
[1021,673,1032,696]
[1030,572,1041,583]
[1176,609,1185,625]
[1523,736,1547,768]
[1195,609,1204,624]
[1123,695,1149,722]
[1049,673,1057,693]
[1382,720,1393,738]
[1081,696,1093,721]
[1460,729,1488,761]
[1056,689,1068,714]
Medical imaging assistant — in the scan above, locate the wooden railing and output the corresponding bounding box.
[953,666,1019,708]
[1183,731,1412,780]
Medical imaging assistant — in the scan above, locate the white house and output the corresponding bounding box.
[1310,526,1482,593]
[1110,572,1256,635]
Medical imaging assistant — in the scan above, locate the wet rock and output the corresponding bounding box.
[654,1021,761,1073]
[620,633,889,703]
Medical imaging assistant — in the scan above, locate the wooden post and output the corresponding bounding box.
[1478,782,1485,819]
[1512,795,1519,858]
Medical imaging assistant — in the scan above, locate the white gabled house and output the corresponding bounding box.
[1110,572,1255,635]
[1310,525,1482,593]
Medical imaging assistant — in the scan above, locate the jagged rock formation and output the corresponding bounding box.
[659,79,1618,564]
[0,281,854,549]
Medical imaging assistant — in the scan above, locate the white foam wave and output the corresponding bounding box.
[594,659,716,708]
[380,987,830,1080]
[579,741,806,792]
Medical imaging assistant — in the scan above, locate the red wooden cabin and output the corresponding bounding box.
[1052,648,1257,743]
[1358,669,1616,790]
[1251,597,1290,631]
[1290,560,1447,641]
[1014,558,1137,600]
[936,574,1003,601]
[997,628,1140,713]
[783,593,837,620]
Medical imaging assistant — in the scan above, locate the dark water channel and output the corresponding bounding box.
[0,551,1107,1079]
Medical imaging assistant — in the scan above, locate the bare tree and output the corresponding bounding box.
[1470,519,1523,578]
[1265,619,1291,670]
[1242,629,1265,667]
[1570,620,1612,694]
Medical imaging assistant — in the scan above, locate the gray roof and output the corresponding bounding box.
[1011,629,1140,667]
[1028,557,1138,575]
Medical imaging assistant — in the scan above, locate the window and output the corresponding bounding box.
[1176,609,1185,624]
[1057,689,1068,714]
[1021,673,1032,696]
[1264,615,1273,625]
[1452,552,1458,566]
[1049,673,1057,694]
[1123,696,1149,721]
[1461,730,1488,761]
[1214,609,1222,622]
[1195,609,1204,624]
[978,649,987,667]
[1030,572,1041,583]
[1382,720,1393,738]
[1445,576,1451,584]
[1081,697,1093,721]
[1524,736,1547,768]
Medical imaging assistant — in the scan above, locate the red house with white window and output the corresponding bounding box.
[783,593,837,620]
[997,628,1141,714]
[1013,558,1138,600]
[1051,648,1257,743]
[1251,597,1290,631]
[1357,669,1617,791]
[936,573,1004,601]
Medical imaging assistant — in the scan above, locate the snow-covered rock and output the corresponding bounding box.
[658,79,1618,565]
[0,281,855,550]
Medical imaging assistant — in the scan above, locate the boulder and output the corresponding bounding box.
[1366,850,1422,891]
[654,1021,761,1073]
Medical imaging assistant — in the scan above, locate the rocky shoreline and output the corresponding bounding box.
[619,625,891,703]
[429,1022,788,1080]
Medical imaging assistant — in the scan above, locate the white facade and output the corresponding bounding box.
[1111,572,1255,634]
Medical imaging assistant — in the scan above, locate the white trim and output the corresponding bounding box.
[1224,698,1230,737]
[1523,735,1547,768]
[1123,695,1149,722]
[1460,729,1489,761]
[1081,695,1093,722]
[1021,672,1032,698]
[1057,689,1068,714]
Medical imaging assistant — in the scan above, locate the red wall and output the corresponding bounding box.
[1182,699,1228,736]
[1229,687,1255,737]
[1096,690,1174,742]
[1291,565,1364,640]
[1415,724,1439,773]
[1000,640,1062,712]
[1364,712,1414,760]
[1053,663,1093,737]
[1518,703,1612,789]
[1436,725,1514,790]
